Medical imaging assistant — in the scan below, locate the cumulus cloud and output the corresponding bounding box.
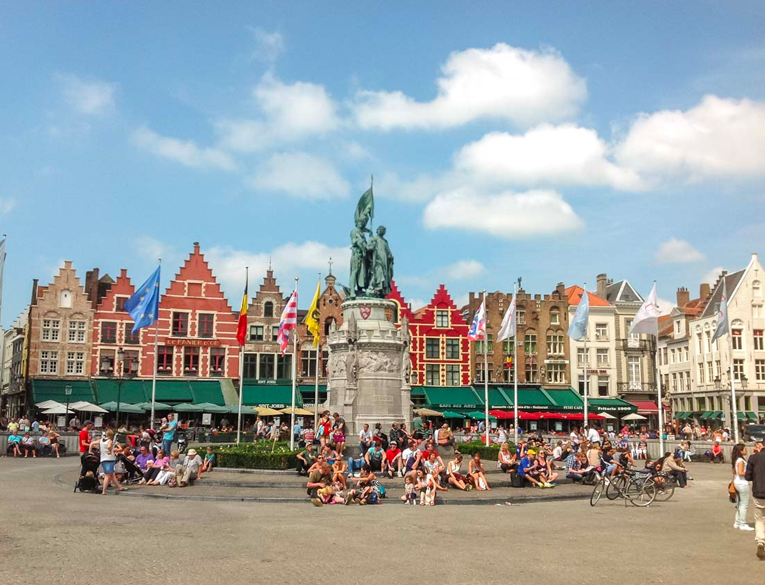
[205,241,351,295]
[215,73,339,152]
[615,95,765,181]
[247,151,350,199]
[373,171,448,202]
[656,297,674,316]
[702,266,725,285]
[249,27,284,63]
[132,126,237,171]
[0,196,16,215]
[455,125,643,190]
[423,189,584,239]
[654,238,705,264]
[443,260,486,280]
[352,43,587,131]
[57,73,117,115]
[135,236,179,264]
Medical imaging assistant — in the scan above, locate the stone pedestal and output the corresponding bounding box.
[326,298,411,435]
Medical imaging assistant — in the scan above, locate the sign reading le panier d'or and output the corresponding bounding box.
[165,337,222,347]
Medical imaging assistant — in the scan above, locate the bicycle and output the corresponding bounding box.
[651,471,677,502]
[590,468,656,507]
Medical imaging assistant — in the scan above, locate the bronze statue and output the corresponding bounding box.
[366,226,393,297]
[348,183,394,299]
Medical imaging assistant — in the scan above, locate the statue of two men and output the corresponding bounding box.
[349,185,394,299]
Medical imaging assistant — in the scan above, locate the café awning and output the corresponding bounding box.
[242,383,304,408]
[422,386,482,409]
[629,400,659,414]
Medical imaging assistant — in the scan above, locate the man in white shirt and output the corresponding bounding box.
[586,425,601,444]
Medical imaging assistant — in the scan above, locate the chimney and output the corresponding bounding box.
[84,268,100,309]
[596,273,608,299]
[30,278,39,305]
[556,282,566,297]
[699,283,710,300]
[193,241,201,254]
[676,287,690,308]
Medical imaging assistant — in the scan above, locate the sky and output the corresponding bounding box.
[1,1,764,326]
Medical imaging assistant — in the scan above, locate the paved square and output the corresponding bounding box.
[1,457,761,584]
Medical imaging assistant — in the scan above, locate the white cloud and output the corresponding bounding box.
[615,95,765,181]
[215,73,339,152]
[352,43,587,131]
[656,297,674,316]
[373,171,447,202]
[654,238,705,264]
[407,298,427,312]
[702,266,725,285]
[57,73,117,115]
[247,151,350,199]
[0,196,16,214]
[135,236,178,264]
[455,125,643,190]
[443,260,486,280]
[423,189,584,239]
[205,241,351,294]
[249,27,284,63]
[132,126,237,171]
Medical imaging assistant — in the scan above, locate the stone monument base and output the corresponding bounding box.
[326,298,411,435]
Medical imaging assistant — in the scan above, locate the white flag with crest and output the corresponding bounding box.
[629,283,660,337]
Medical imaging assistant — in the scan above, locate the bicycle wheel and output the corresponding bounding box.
[606,475,627,500]
[653,478,675,502]
[590,477,606,506]
[627,476,656,507]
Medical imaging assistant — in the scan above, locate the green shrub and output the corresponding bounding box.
[210,441,300,470]
[456,440,516,460]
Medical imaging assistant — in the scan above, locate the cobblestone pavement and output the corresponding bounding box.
[1,457,762,584]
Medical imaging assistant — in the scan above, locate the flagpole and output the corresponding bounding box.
[728,335,739,443]
[290,277,299,451]
[652,280,665,454]
[482,289,489,446]
[513,281,519,446]
[583,283,589,431]
[150,258,161,431]
[314,272,321,432]
[236,266,248,445]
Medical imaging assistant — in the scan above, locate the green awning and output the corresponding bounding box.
[195,402,231,413]
[587,398,637,413]
[410,387,426,397]
[32,379,96,404]
[93,380,147,404]
[242,383,304,408]
[299,385,327,405]
[423,386,482,408]
[700,410,723,420]
[675,412,692,420]
[152,380,194,402]
[99,401,146,414]
[441,410,466,418]
[747,412,759,421]
[189,381,226,406]
[699,411,713,419]
[464,411,496,420]
[737,411,758,421]
[544,388,584,410]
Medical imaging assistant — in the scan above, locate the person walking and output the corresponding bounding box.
[732,444,754,532]
[745,442,765,560]
[100,430,126,495]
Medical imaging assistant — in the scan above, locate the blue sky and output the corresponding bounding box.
[1,1,764,326]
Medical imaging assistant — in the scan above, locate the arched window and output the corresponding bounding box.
[324,317,336,336]
[263,301,273,318]
[59,290,72,308]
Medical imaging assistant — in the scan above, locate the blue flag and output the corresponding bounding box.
[568,285,589,340]
[124,266,161,334]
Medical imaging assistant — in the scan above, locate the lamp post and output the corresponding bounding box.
[64,384,73,430]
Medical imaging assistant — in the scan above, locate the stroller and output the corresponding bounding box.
[74,451,101,493]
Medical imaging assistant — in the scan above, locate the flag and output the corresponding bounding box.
[504,356,514,369]
[629,282,660,337]
[354,185,374,228]
[497,295,516,341]
[277,289,298,355]
[124,266,161,334]
[567,286,590,341]
[235,273,248,345]
[712,278,730,342]
[468,300,486,341]
[304,279,321,347]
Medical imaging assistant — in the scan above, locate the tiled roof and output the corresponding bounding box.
[565,285,610,307]
[700,269,746,319]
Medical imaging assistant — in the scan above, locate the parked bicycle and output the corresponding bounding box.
[590,468,656,507]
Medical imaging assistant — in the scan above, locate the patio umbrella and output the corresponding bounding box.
[256,407,284,416]
[195,402,231,413]
[465,411,496,420]
[442,411,466,419]
[36,400,65,410]
[280,407,315,416]
[415,408,444,417]
[597,412,617,419]
[135,401,173,410]
[171,403,204,412]
[99,402,146,414]
[622,413,647,421]
[228,405,260,415]
[69,401,108,413]
[41,406,74,415]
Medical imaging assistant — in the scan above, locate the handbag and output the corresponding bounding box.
[728,481,738,504]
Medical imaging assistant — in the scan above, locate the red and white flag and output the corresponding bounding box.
[277,289,298,355]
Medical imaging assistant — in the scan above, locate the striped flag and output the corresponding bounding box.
[277,289,298,355]
[235,271,248,345]
[468,299,486,341]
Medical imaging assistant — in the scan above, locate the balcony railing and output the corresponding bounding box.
[621,338,651,351]
[617,382,657,394]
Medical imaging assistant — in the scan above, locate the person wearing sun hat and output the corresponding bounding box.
[174,448,203,487]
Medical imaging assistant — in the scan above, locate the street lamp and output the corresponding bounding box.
[64,384,73,429]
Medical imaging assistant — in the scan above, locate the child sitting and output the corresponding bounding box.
[202,446,216,473]
[422,472,437,506]
[401,475,417,505]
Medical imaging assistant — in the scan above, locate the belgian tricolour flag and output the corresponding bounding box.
[236,271,248,345]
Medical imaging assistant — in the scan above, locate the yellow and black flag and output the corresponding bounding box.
[305,278,322,346]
